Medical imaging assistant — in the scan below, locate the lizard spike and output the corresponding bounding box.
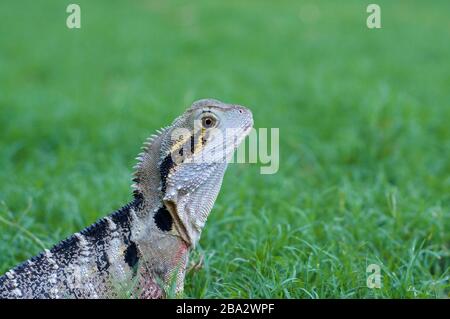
[146,134,159,141]
[155,126,170,135]
[138,133,162,155]
[132,126,170,194]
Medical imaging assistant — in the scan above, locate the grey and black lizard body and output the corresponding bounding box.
[0,99,253,299]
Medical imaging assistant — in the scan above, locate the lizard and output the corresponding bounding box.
[0,98,253,299]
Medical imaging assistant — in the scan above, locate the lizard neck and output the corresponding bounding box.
[129,128,191,294]
[126,193,190,295]
[131,127,192,248]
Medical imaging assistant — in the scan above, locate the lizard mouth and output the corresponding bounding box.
[243,124,253,137]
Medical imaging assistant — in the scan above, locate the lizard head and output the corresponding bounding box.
[158,98,253,246]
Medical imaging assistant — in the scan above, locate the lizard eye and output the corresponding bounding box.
[201,115,217,128]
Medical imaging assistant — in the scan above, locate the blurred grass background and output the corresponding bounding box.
[0,0,449,298]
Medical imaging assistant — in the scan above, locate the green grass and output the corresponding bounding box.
[0,0,449,298]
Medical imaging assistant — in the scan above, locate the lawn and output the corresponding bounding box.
[0,0,448,298]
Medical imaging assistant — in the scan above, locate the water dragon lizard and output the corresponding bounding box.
[0,98,253,299]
